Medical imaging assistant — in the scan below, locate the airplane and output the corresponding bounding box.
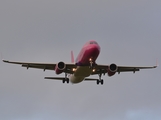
[3,40,157,85]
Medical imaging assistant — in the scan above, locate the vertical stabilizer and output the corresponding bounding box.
[71,51,74,63]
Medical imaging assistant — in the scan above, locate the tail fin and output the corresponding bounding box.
[71,51,74,63]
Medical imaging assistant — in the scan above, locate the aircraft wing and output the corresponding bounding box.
[3,60,76,74]
[92,64,157,75]
[3,60,157,75]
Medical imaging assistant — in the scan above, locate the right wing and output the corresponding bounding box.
[3,60,76,74]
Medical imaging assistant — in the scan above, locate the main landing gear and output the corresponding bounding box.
[62,73,69,83]
[62,78,69,83]
[96,74,104,85]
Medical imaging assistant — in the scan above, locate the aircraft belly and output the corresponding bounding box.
[69,66,92,83]
[69,75,84,83]
[74,66,92,77]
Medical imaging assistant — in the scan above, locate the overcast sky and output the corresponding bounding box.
[0,0,161,120]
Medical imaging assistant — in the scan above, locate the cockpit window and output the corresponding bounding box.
[89,41,98,44]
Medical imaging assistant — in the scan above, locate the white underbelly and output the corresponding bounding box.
[69,66,92,83]
[74,66,92,77]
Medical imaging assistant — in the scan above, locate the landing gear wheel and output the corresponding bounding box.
[97,80,99,85]
[96,79,104,85]
[62,79,65,83]
[62,78,69,84]
[101,79,104,85]
[66,78,69,83]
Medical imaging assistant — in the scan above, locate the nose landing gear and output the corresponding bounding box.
[89,58,94,69]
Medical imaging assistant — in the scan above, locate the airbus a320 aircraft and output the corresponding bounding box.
[3,40,157,85]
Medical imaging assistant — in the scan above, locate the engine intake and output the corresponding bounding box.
[55,62,66,74]
[58,62,66,70]
[107,63,118,76]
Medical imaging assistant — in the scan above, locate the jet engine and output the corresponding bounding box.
[55,62,66,74]
[107,63,118,76]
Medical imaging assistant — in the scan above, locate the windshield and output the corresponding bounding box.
[89,41,98,44]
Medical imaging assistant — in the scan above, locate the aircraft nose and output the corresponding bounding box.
[90,44,100,58]
[92,44,100,53]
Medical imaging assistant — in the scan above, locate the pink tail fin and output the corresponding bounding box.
[71,51,74,63]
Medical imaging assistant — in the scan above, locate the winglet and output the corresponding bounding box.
[71,51,74,63]
[1,52,4,62]
[0,53,8,63]
[155,59,159,67]
[2,60,10,63]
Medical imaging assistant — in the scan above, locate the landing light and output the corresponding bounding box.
[92,69,96,72]
[89,58,92,62]
[73,68,76,71]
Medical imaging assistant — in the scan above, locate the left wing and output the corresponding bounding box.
[92,64,157,75]
[3,60,76,74]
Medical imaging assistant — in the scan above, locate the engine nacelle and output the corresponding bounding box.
[107,63,118,76]
[55,62,66,74]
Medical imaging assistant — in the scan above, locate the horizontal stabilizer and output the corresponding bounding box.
[84,78,98,81]
[44,77,65,80]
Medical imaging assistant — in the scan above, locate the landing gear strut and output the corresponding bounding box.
[89,58,94,69]
[96,73,104,85]
[89,61,94,69]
